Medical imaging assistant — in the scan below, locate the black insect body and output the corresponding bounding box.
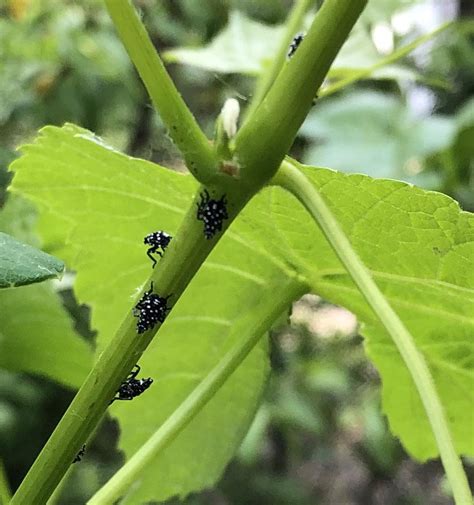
[288,32,305,58]
[144,230,172,267]
[113,365,153,402]
[196,190,228,239]
[73,444,86,464]
[133,282,171,334]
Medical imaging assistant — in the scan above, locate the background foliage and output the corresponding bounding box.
[0,0,473,504]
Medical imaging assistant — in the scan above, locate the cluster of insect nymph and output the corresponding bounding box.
[131,229,174,336]
[75,176,231,462]
[109,230,175,410]
[124,190,228,395]
[72,188,230,463]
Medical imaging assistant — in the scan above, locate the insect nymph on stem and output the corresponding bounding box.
[196,189,229,239]
[72,444,86,464]
[112,365,153,402]
[143,230,172,268]
[133,282,171,334]
[288,32,305,58]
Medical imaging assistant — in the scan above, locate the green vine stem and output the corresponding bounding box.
[235,0,367,190]
[87,278,307,505]
[105,0,218,185]
[0,459,11,505]
[242,0,316,124]
[272,159,473,505]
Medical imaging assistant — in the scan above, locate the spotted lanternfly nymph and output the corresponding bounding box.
[133,282,171,334]
[288,32,305,58]
[112,365,153,402]
[73,444,86,464]
[143,230,172,268]
[196,189,228,240]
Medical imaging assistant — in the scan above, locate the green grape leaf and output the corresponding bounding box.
[0,232,64,288]
[9,125,473,503]
[0,196,92,388]
[164,11,284,75]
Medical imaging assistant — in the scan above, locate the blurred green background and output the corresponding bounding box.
[0,0,472,503]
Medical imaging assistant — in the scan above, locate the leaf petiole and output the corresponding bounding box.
[271,159,473,505]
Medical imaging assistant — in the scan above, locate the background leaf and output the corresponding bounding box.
[164,11,284,75]
[163,10,426,87]
[300,90,456,186]
[0,282,92,388]
[0,195,92,388]
[362,0,422,23]
[8,125,473,502]
[0,232,64,288]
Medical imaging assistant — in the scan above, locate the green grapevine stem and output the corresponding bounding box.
[243,0,316,124]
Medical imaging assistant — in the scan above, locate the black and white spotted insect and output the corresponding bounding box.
[196,189,228,240]
[112,365,153,402]
[133,282,171,334]
[288,32,305,58]
[73,444,86,464]
[143,230,172,268]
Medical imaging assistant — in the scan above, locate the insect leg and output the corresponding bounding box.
[146,248,157,267]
